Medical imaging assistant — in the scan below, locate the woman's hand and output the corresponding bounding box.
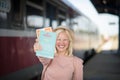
[33,39,51,66]
[33,39,42,52]
[37,56,51,66]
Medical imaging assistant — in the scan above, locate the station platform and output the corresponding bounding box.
[84,50,120,80]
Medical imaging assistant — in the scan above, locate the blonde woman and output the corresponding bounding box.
[34,26,83,80]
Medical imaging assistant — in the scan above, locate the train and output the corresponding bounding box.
[0,0,99,80]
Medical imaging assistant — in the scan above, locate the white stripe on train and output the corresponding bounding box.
[0,29,36,37]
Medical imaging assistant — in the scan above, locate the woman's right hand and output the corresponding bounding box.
[37,56,51,66]
[33,39,42,52]
[33,39,51,66]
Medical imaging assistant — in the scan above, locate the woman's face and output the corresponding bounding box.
[56,31,70,54]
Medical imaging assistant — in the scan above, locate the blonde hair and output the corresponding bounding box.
[53,26,74,56]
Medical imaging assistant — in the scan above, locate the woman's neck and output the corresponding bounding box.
[57,51,68,56]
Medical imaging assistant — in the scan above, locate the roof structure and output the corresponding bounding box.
[90,0,120,16]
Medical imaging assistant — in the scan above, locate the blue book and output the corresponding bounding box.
[36,30,56,59]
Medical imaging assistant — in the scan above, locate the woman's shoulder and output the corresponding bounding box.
[73,56,83,64]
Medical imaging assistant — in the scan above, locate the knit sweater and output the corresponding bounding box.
[40,54,83,80]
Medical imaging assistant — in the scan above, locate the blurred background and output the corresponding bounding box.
[0,0,120,80]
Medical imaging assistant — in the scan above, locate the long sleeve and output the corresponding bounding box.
[37,57,52,80]
[73,56,83,80]
[37,56,52,66]
[40,55,83,80]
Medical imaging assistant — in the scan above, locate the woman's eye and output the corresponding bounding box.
[57,39,61,41]
[57,39,69,41]
[64,39,69,41]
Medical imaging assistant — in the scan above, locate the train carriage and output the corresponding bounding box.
[0,0,99,79]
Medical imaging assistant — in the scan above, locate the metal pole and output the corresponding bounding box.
[118,9,120,51]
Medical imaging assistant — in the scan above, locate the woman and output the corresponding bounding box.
[34,26,83,80]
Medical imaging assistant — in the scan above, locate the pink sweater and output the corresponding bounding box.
[40,55,83,80]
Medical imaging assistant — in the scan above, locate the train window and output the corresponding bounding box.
[11,0,22,27]
[0,0,10,29]
[58,18,66,26]
[26,1,43,28]
[0,12,8,28]
[45,2,57,28]
[58,10,67,26]
[59,10,66,17]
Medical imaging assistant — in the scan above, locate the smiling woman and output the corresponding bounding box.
[54,27,74,56]
[33,26,83,80]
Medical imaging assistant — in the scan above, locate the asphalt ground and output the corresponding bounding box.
[83,51,120,80]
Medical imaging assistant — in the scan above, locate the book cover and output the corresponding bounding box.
[35,30,56,59]
[36,27,52,39]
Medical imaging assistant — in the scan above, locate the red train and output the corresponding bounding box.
[0,0,99,79]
